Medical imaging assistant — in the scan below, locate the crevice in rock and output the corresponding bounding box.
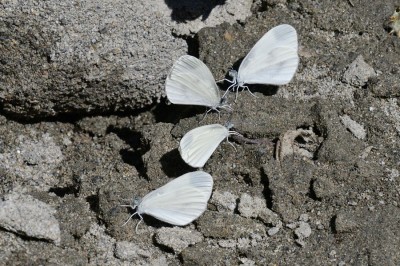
[107,127,150,180]
[48,185,78,197]
[260,169,273,209]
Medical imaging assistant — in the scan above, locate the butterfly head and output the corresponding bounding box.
[228,69,238,81]
[224,121,234,130]
[131,196,142,209]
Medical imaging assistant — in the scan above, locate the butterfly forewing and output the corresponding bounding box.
[165,55,221,108]
[179,124,229,168]
[138,171,213,226]
[238,47,299,85]
[237,24,299,85]
[142,187,210,225]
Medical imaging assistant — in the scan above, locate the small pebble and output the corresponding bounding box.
[155,227,203,253]
[329,250,337,258]
[0,192,61,245]
[267,226,280,236]
[238,193,280,225]
[210,191,237,213]
[218,239,236,248]
[114,241,151,261]
[295,222,312,239]
[299,214,309,222]
[348,200,357,206]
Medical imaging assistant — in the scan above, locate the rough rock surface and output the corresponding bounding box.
[0,0,253,119]
[0,0,187,119]
[1,1,400,265]
[155,227,204,253]
[0,193,61,245]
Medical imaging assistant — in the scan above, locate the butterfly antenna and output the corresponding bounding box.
[120,200,139,226]
[226,135,237,151]
[122,211,138,227]
[222,83,236,98]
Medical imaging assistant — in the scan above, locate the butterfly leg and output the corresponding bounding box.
[221,104,233,113]
[135,213,144,233]
[199,107,217,123]
[235,87,240,101]
[226,136,237,151]
[242,85,257,98]
[217,78,234,83]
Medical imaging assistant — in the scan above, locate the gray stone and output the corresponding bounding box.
[239,257,257,266]
[0,0,254,119]
[238,193,280,225]
[299,214,309,222]
[57,195,92,241]
[342,55,376,87]
[0,0,186,119]
[218,239,237,248]
[0,193,61,245]
[267,226,281,236]
[181,242,238,265]
[210,190,237,213]
[312,176,337,200]
[0,132,63,191]
[114,241,151,261]
[80,223,119,265]
[197,211,266,239]
[334,212,359,233]
[294,221,312,247]
[294,222,312,239]
[316,101,364,164]
[155,227,204,253]
[168,0,253,36]
[339,115,367,140]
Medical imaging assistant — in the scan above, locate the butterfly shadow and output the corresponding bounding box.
[219,80,279,99]
[122,207,177,232]
[244,84,279,97]
[164,0,226,22]
[160,148,194,177]
[107,126,150,180]
[153,100,210,124]
[218,56,280,98]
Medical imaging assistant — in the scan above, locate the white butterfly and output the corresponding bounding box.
[223,24,299,98]
[166,55,231,113]
[179,123,240,168]
[121,171,213,232]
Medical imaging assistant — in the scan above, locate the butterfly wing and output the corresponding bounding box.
[237,24,299,85]
[138,171,213,226]
[165,55,221,108]
[179,124,229,168]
